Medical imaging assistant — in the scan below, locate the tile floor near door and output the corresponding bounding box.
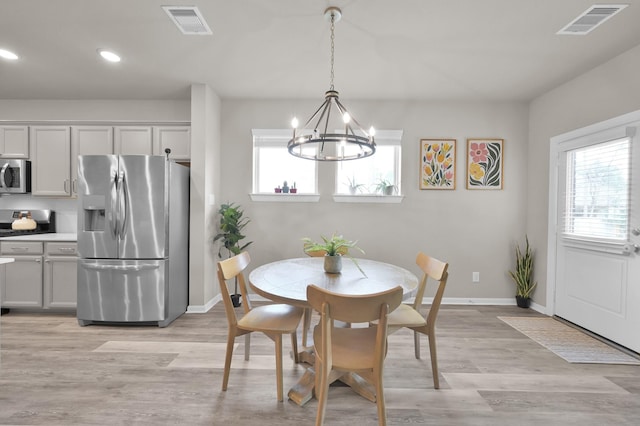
[1,304,639,425]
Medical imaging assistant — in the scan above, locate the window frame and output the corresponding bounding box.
[251,129,319,201]
[333,129,404,203]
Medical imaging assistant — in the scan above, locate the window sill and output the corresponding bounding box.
[250,193,320,202]
[332,194,404,203]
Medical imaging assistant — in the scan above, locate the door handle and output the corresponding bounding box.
[632,228,640,236]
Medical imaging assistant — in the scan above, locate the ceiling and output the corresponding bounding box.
[2,0,640,102]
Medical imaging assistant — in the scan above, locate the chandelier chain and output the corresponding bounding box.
[330,12,335,91]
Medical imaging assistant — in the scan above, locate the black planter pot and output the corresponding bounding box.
[230,294,242,308]
[515,295,531,308]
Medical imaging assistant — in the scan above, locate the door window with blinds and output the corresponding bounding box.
[562,137,630,242]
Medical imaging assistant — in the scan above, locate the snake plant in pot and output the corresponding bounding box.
[302,233,366,276]
[508,236,537,308]
[214,203,253,307]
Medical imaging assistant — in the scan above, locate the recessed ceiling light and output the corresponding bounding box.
[0,48,19,60]
[97,49,121,63]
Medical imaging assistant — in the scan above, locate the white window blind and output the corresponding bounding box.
[563,137,630,241]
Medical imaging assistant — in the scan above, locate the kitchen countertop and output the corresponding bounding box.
[0,233,77,242]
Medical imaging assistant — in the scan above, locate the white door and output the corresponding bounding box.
[552,113,640,353]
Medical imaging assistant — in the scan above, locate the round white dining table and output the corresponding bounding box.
[249,257,419,307]
[248,256,419,406]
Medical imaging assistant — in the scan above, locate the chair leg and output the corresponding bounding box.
[315,355,329,426]
[374,371,387,426]
[222,333,236,391]
[428,333,439,389]
[414,330,421,359]
[291,331,300,363]
[244,333,251,361]
[275,334,284,402]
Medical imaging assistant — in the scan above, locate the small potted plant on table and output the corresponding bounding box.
[302,233,366,276]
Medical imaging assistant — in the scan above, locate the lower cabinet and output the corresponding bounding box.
[1,241,43,308]
[43,242,78,309]
[0,241,77,310]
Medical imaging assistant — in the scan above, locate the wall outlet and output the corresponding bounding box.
[472,272,480,282]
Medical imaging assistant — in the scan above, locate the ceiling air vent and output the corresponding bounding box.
[163,6,212,35]
[557,4,628,35]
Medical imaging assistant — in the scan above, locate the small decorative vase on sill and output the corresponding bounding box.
[274,186,282,193]
[324,255,342,274]
[289,182,297,194]
[282,181,290,193]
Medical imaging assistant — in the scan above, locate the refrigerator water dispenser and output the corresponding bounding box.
[83,195,106,231]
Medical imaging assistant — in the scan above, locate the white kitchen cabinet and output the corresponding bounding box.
[153,126,190,160]
[0,241,43,308]
[30,126,72,196]
[71,126,114,196]
[43,242,77,309]
[115,126,153,155]
[0,125,29,159]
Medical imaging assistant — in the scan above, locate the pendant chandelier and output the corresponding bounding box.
[287,6,376,161]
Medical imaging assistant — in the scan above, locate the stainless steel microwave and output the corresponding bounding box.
[0,159,31,194]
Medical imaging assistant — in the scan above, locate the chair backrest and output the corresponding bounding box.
[307,285,403,324]
[413,252,449,326]
[217,251,253,326]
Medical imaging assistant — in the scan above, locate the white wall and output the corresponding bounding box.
[220,99,529,300]
[528,43,640,307]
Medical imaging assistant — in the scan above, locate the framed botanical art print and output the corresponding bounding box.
[466,138,503,189]
[420,139,456,189]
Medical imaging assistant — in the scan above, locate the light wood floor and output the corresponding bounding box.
[1,304,640,425]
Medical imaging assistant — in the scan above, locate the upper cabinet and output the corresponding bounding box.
[115,126,153,155]
[20,124,188,198]
[0,125,29,159]
[154,126,190,160]
[71,126,114,196]
[30,126,72,197]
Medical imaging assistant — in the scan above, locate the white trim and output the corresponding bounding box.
[246,294,545,313]
[332,194,404,203]
[250,193,320,202]
[547,108,640,317]
[186,294,219,313]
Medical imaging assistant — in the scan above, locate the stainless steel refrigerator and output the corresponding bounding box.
[76,155,189,327]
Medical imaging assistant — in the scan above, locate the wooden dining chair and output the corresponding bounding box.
[217,251,304,401]
[383,252,449,389]
[307,284,403,426]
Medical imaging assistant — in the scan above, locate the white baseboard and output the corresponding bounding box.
[186,294,220,313]
[186,294,546,315]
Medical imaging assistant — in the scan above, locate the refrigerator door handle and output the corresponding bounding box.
[119,171,128,237]
[110,169,119,238]
[81,263,160,272]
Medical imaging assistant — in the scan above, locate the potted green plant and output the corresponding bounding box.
[375,178,396,195]
[213,202,253,307]
[302,233,366,276]
[508,235,537,308]
[345,176,365,195]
